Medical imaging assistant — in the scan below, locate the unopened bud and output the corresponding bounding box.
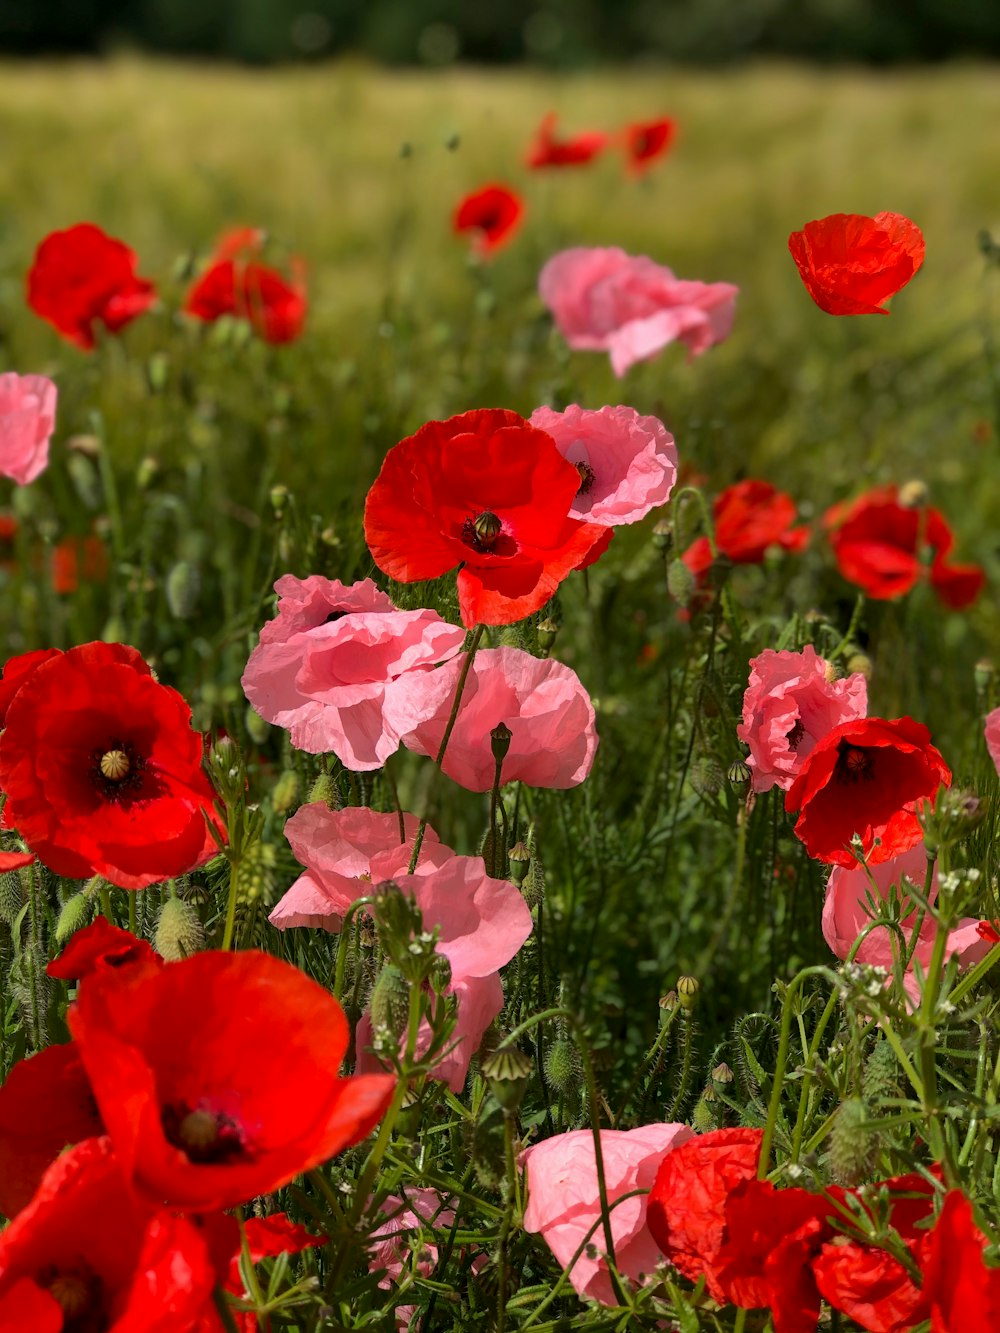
[271,769,299,814]
[651,517,673,553]
[827,1097,876,1186]
[667,559,695,606]
[975,659,995,693]
[165,562,201,619]
[308,772,343,808]
[155,896,205,961]
[55,891,92,942]
[543,1038,580,1094]
[845,651,873,680]
[269,484,289,513]
[369,964,410,1041]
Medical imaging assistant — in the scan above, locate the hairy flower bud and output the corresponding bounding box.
[827,1097,877,1186]
[369,964,411,1042]
[155,896,205,961]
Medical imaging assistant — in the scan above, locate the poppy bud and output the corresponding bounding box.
[543,1038,580,1094]
[482,1045,532,1114]
[845,650,873,680]
[165,562,201,619]
[308,772,343,808]
[827,1097,876,1186]
[666,558,695,606]
[135,456,159,490]
[975,658,995,693]
[490,721,512,762]
[66,453,101,510]
[536,618,559,652]
[652,517,673,553]
[155,896,205,961]
[269,484,289,513]
[55,891,92,943]
[691,757,724,797]
[369,964,411,1041]
[862,1038,899,1103]
[0,866,26,928]
[508,840,531,886]
[676,975,699,1011]
[271,769,299,814]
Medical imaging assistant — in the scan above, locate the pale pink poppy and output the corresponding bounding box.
[986,707,1000,775]
[270,803,439,931]
[242,575,465,769]
[538,246,738,378]
[521,1122,695,1304]
[0,373,57,486]
[823,845,991,1003]
[356,850,533,1091]
[370,1188,485,1328]
[737,646,869,793]
[389,646,597,792]
[528,404,678,526]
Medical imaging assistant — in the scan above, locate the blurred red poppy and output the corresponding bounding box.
[26,223,156,350]
[624,117,677,174]
[788,212,925,316]
[186,228,307,344]
[453,184,525,256]
[682,479,809,578]
[69,949,396,1211]
[0,641,225,890]
[824,485,984,610]
[0,1137,220,1330]
[364,408,609,626]
[0,1042,104,1219]
[51,533,109,596]
[47,917,161,981]
[922,1190,1000,1327]
[526,113,609,168]
[785,715,950,868]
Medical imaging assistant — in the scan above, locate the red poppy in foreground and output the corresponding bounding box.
[0,641,225,890]
[922,1190,1000,1327]
[0,1137,221,1331]
[185,227,307,344]
[824,485,984,610]
[363,408,609,626]
[623,117,677,174]
[526,113,610,168]
[682,479,809,579]
[453,184,525,256]
[788,212,925,316]
[0,1042,104,1219]
[46,918,161,981]
[69,949,396,1211]
[26,223,157,350]
[785,715,950,868]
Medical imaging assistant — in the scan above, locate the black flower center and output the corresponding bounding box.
[834,740,875,784]
[786,719,805,750]
[574,461,596,495]
[91,739,145,801]
[161,1102,247,1164]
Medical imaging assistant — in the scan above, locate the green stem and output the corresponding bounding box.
[128,890,137,937]
[99,882,114,922]
[759,966,835,1179]
[220,857,240,952]
[408,624,485,873]
[496,1114,518,1333]
[211,1288,242,1333]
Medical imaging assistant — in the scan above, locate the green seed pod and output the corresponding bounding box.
[369,964,411,1041]
[536,618,559,651]
[651,518,673,553]
[543,1038,580,1095]
[490,722,512,762]
[165,562,201,619]
[676,975,700,1012]
[666,558,695,607]
[508,840,531,886]
[55,891,93,943]
[692,1092,718,1133]
[482,1046,532,1114]
[827,1097,877,1186]
[862,1039,900,1104]
[271,769,299,814]
[155,896,205,961]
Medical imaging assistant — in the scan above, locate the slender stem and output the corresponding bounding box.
[496,1115,518,1333]
[220,857,240,952]
[128,890,137,937]
[759,966,835,1179]
[99,882,113,922]
[408,625,485,873]
[211,1288,242,1333]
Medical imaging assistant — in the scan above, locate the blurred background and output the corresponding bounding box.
[4,0,1000,64]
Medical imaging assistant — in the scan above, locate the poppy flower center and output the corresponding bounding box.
[834,740,875,784]
[161,1103,247,1164]
[786,719,805,750]
[574,461,596,495]
[462,510,503,552]
[92,739,145,801]
[39,1263,104,1332]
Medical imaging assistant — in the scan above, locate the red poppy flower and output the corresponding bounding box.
[0,641,226,890]
[453,184,525,256]
[623,117,677,174]
[47,917,161,981]
[526,113,609,168]
[0,1043,104,1219]
[922,1190,1000,1328]
[364,408,609,626]
[0,649,61,726]
[788,212,925,316]
[220,1214,326,1332]
[51,533,110,596]
[186,228,307,344]
[68,949,396,1211]
[785,716,950,868]
[0,1137,220,1331]
[977,920,1000,944]
[824,485,984,610]
[682,479,809,578]
[26,223,157,350]
[0,849,34,872]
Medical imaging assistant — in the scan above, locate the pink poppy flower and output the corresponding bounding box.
[0,373,57,486]
[528,404,678,526]
[521,1122,695,1304]
[389,646,597,792]
[538,246,738,378]
[823,846,991,1003]
[986,707,1000,775]
[271,803,439,931]
[370,1188,457,1284]
[356,850,533,1092]
[737,647,869,793]
[242,575,466,769]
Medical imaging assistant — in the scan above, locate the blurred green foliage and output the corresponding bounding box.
[5,0,1000,64]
